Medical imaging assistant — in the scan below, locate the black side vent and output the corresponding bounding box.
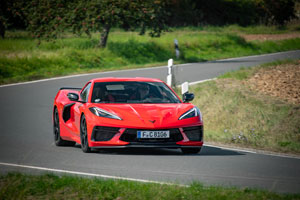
[183,126,203,141]
[62,103,75,122]
[91,126,120,141]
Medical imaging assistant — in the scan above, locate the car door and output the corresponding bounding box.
[72,82,92,137]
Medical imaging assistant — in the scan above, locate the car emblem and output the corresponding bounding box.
[149,120,156,123]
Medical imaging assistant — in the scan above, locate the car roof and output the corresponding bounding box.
[91,77,164,83]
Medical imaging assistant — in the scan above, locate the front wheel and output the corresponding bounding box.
[181,147,201,154]
[80,115,91,153]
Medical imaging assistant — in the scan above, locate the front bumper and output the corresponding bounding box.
[89,125,203,148]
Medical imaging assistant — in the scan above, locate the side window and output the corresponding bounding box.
[80,83,91,102]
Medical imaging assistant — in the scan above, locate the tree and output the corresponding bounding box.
[0,12,7,38]
[253,0,296,26]
[22,0,170,47]
[0,0,29,38]
[0,0,14,38]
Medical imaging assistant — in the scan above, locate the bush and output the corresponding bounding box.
[255,0,297,26]
[169,0,297,26]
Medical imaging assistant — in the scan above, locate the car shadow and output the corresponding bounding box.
[89,145,244,156]
[200,146,244,156]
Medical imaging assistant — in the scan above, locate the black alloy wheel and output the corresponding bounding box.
[181,147,201,154]
[80,115,91,153]
[53,108,75,146]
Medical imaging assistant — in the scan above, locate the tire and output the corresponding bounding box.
[80,115,91,153]
[53,108,75,146]
[181,147,201,154]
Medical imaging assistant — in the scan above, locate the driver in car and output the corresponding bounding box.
[130,84,152,101]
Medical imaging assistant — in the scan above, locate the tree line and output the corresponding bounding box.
[0,0,297,47]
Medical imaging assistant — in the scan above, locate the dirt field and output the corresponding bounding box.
[242,33,300,41]
[246,61,300,104]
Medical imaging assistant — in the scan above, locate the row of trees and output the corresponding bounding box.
[0,0,298,47]
[169,0,297,26]
[1,0,170,47]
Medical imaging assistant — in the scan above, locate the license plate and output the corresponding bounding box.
[137,130,170,139]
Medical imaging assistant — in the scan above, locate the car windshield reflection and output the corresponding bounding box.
[91,82,181,103]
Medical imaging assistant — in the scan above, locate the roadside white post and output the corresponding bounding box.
[174,39,180,59]
[167,59,173,87]
[181,82,189,95]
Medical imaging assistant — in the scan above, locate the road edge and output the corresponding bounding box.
[1,50,299,88]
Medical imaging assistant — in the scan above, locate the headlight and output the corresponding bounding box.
[89,107,122,120]
[179,107,202,121]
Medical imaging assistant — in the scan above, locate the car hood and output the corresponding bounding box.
[89,103,196,129]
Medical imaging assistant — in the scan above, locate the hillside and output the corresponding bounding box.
[191,60,300,154]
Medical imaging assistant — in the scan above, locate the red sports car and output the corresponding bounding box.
[53,77,203,154]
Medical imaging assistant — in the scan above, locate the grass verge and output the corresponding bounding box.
[191,59,300,154]
[1,173,299,199]
[1,25,300,84]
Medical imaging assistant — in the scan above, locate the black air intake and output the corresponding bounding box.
[91,126,120,141]
[183,126,203,141]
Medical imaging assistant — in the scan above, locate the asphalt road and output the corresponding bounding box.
[0,50,300,193]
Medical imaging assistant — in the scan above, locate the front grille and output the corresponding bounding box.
[120,128,183,143]
[183,126,203,141]
[91,126,120,141]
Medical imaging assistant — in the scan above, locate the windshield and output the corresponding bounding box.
[91,82,181,103]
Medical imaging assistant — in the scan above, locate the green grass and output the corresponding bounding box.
[172,23,300,34]
[0,25,300,84]
[1,173,299,200]
[191,60,300,153]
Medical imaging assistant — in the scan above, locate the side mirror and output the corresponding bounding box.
[183,92,194,103]
[67,93,79,101]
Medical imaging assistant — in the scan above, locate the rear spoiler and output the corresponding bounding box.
[59,87,81,91]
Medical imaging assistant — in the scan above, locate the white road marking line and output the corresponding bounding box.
[0,161,297,184]
[174,78,216,88]
[0,162,184,186]
[204,144,300,159]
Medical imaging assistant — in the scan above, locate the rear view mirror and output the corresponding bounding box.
[67,93,79,101]
[183,93,194,103]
